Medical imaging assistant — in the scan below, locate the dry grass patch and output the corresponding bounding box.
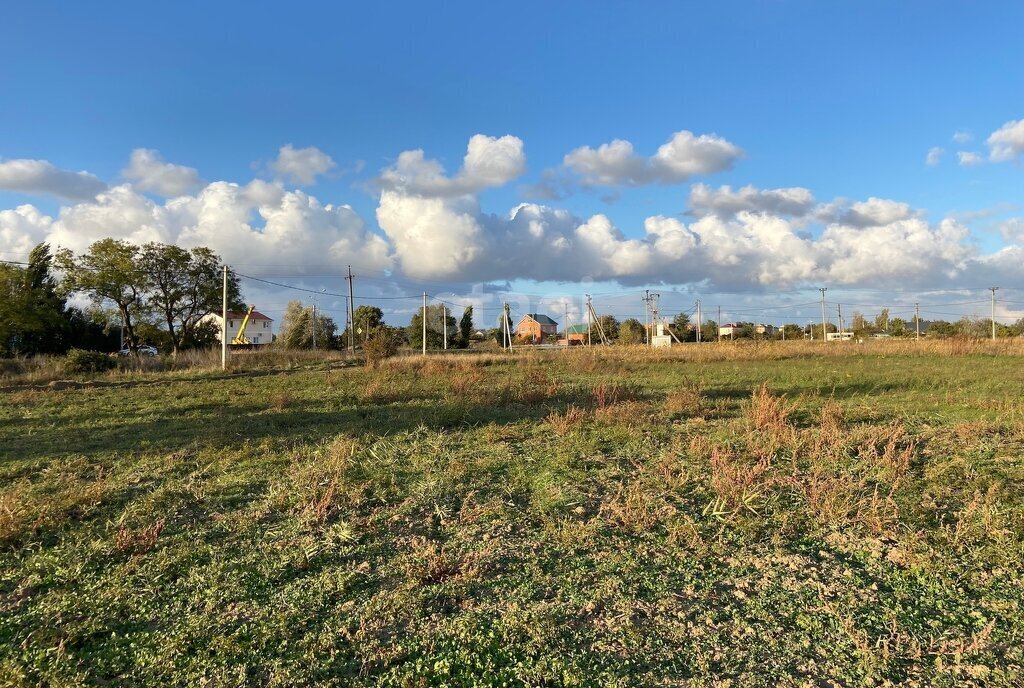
[747,383,792,432]
[600,478,676,532]
[591,381,642,409]
[663,381,706,419]
[546,405,589,435]
[707,446,773,517]
[114,519,166,555]
[594,399,650,427]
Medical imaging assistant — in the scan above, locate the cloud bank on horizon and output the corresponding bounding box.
[2,120,1024,294]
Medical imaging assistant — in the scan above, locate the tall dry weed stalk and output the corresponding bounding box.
[708,447,773,515]
[546,405,588,435]
[747,383,791,432]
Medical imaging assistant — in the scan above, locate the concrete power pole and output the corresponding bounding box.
[647,290,663,346]
[221,264,228,371]
[311,303,317,351]
[586,294,592,346]
[422,291,427,356]
[696,300,702,343]
[915,302,921,341]
[503,302,513,351]
[347,265,355,353]
[642,289,651,345]
[717,305,722,343]
[819,287,828,342]
[837,303,844,337]
[990,287,999,340]
[442,303,448,350]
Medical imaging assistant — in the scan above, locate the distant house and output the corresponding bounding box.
[516,313,558,343]
[560,323,589,345]
[754,324,777,336]
[719,322,740,338]
[204,310,275,346]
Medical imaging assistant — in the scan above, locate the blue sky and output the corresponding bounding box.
[3,1,1024,326]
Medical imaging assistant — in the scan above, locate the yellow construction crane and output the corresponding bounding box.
[231,305,256,345]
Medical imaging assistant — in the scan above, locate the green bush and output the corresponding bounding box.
[363,327,401,367]
[64,349,116,375]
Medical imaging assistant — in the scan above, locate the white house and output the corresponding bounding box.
[204,309,275,345]
[719,322,740,338]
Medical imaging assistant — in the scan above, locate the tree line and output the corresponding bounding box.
[2,239,240,357]
[272,301,476,351]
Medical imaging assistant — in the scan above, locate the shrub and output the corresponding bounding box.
[363,327,400,367]
[64,349,116,375]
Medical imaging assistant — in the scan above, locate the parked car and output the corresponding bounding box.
[118,345,159,357]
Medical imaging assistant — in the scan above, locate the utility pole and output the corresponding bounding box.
[311,303,317,350]
[346,265,355,353]
[422,291,427,356]
[503,302,513,351]
[819,287,828,342]
[642,289,651,345]
[717,305,722,343]
[649,292,660,347]
[586,294,592,346]
[696,300,702,343]
[837,303,844,336]
[221,265,228,371]
[564,302,569,346]
[990,287,999,340]
[442,303,448,350]
[915,302,921,341]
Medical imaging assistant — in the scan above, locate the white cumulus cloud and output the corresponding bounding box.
[925,147,944,166]
[563,130,742,186]
[688,183,816,218]
[122,149,203,196]
[269,144,337,185]
[986,118,1024,163]
[0,159,107,200]
[2,179,391,277]
[958,151,984,167]
[378,134,525,197]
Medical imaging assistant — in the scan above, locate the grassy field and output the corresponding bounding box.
[2,342,1023,686]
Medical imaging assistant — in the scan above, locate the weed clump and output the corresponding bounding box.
[747,382,791,432]
[664,381,705,418]
[546,405,588,435]
[114,519,165,555]
[64,349,116,375]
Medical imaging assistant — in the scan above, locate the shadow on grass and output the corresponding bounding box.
[1,393,587,464]
[2,380,913,465]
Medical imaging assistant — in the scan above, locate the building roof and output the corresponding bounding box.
[525,313,558,326]
[224,311,273,321]
[565,323,590,334]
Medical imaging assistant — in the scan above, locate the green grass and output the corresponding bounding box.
[2,347,1023,686]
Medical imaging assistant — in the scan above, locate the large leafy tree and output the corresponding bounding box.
[619,318,645,345]
[345,305,384,347]
[671,312,694,342]
[278,300,337,349]
[0,244,69,355]
[409,304,456,349]
[458,306,473,348]
[597,315,619,342]
[57,239,149,355]
[140,243,240,355]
